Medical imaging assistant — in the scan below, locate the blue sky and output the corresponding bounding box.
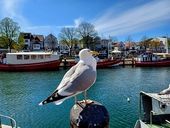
[0,0,170,42]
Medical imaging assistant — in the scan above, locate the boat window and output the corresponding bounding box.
[45,55,50,58]
[31,55,36,60]
[38,55,44,59]
[24,55,29,60]
[17,55,22,60]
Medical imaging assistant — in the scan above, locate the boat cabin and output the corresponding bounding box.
[137,52,160,62]
[154,53,170,60]
[111,48,122,60]
[136,91,170,128]
[5,52,60,64]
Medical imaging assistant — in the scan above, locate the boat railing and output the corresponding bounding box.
[0,114,17,128]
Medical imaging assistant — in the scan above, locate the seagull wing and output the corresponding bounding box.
[39,62,96,105]
[57,63,78,90]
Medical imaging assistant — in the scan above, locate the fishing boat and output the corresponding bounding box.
[66,58,121,69]
[134,91,170,128]
[0,114,18,128]
[135,52,170,67]
[66,50,122,68]
[97,59,122,68]
[0,52,61,71]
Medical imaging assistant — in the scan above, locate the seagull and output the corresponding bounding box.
[159,84,170,95]
[127,97,130,102]
[39,49,97,105]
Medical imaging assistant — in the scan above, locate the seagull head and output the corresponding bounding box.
[79,49,92,59]
[79,49,97,69]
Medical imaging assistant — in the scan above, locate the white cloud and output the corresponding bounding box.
[74,17,84,27]
[93,0,170,37]
[0,0,30,27]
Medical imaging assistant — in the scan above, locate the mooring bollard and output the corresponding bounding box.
[132,57,135,67]
[63,58,68,69]
[70,100,109,128]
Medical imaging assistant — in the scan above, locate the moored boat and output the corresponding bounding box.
[135,52,170,67]
[66,49,122,68]
[0,52,61,71]
[97,59,122,68]
[66,59,122,68]
[134,90,170,128]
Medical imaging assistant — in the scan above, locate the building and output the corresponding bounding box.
[152,37,169,53]
[44,34,58,51]
[19,32,44,51]
[31,35,44,50]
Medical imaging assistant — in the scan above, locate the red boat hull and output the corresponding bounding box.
[97,59,121,68]
[0,60,61,71]
[68,59,121,68]
[135,60,170,67]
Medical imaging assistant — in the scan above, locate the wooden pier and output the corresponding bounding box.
[121,58,136,67]
[60,58,136,68]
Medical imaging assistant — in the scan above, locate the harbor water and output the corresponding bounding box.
[0,67,170,128]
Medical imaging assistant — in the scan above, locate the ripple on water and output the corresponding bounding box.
[0,67,170,128]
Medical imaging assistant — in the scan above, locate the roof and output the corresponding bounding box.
[141,91,170,106]
[7,52,53,55]
[111,50,121,53]
[32,35,44,42]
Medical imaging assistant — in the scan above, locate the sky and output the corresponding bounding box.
[0,0,170,42]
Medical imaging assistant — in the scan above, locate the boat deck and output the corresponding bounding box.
[141,92,170,105]
[1,124,12,128]
[147,123,170,128]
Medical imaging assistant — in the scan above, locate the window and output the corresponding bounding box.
[24,55,29,60]
[17,55,22,60]
[31,55,36,60]
[45,55,50,58]
[38,55,43,59]
[33,44,40,50]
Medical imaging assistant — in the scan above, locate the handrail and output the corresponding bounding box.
[150,110,156,125]
[0,114,17,128]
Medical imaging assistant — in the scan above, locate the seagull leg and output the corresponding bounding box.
[84,91,87,102]
[74,96,77,104]
[83,91,93,104]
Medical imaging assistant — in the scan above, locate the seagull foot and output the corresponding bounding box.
[83,99,94,105]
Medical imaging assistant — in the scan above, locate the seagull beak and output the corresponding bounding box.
[90,51,99,56]
[90,51,93,55]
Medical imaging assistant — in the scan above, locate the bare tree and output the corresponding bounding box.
[112,36,118,43]
[59,27,77,55]
[77,22,97,48]
[126,35,133,43]
[0,17,20,52]
[140,35,148,50]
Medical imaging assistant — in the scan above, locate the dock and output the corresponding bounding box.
[60,58,136,68]
[121,58,136,66]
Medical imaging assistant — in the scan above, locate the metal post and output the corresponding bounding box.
[0,116,2,128]
[139,93,142,120]
[70,100,109,128]
[10,119,14,128]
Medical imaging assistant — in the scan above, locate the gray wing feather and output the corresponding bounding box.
[58,62,96,95]
[57,64,78,90]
